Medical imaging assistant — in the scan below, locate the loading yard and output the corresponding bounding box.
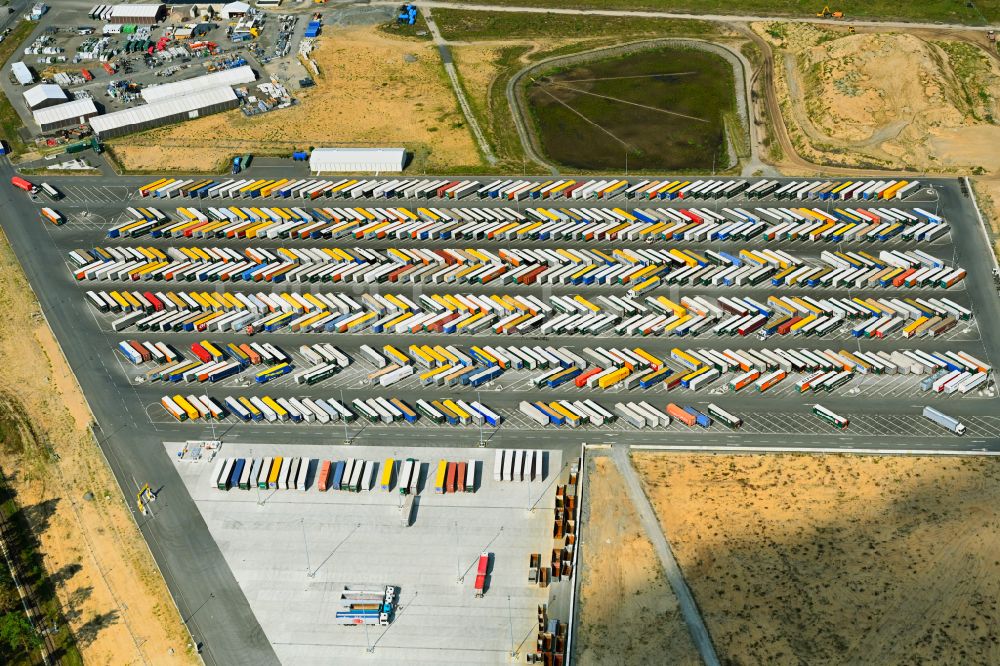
[171,442,564,664]
[40,174,998,445]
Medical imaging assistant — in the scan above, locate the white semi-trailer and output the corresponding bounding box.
[922,406,966,435]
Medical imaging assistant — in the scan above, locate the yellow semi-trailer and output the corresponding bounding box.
[140,178,170,197]
[172,394,200,420]
[598,366,630,389]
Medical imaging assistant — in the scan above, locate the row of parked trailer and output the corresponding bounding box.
[526,343,989,395]
[70,242,964,297]
[432,459,483,493]
[491,450,545,483]
[211,455,443,496]
[135,176,922,204]
[518,399,734,429]
[107,200,944,247]
[90,283,971,344]
[673,345,988,375]
[161,392,501,427]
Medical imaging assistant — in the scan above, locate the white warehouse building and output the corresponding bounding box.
[90,86,238,139]
[140,65,256,103]
[33,98,98,133]
[309,148,406,174]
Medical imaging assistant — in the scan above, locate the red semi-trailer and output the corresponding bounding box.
[474,553,489,597]
[11,176,37,193]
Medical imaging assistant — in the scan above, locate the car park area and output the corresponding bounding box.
[30,174,1000,445]
[4,170,1000,663]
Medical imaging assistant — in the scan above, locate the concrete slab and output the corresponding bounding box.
[167,442,561,664]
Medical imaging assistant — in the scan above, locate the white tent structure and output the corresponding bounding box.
[221,1,251,19]
[11,62,33,86]
[90,86,238,139]
[309,148,406,174]
[34,98,98,133]
[140,65,256,103]
[23,84,66,110]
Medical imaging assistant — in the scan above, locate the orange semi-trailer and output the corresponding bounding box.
[665,403,696,426]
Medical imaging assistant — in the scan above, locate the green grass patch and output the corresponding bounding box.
[434,8,715,41]
[934,40,997,122]
[18,167,100,177]
[0,21,38,158]
[443,0,999,25]
[440,9,723,170]
[525,46,735,171]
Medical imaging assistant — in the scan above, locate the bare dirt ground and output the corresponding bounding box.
[575,456,698,665]
[0,229,197,665]
[633,452,1000,665]
[109,25,480,173]
[757,22,1000,173]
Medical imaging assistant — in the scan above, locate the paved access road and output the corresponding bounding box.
[371,0,999,31]
[0,162,279,666]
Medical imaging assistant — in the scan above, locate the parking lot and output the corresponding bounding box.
[5,170,1000,664]
[170,442,562,665]
[34,175,997,441]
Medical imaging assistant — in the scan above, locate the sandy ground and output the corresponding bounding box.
[0,229,197,665]
[109,26,480,173]
[575,457,698,666]
[633,452,1000,664]
[759,22,1000,173]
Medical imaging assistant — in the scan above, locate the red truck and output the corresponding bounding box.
[474,553,489,597]
[11,176,37,194]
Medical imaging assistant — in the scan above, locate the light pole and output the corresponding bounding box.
[252,448,263,506]
[340,389,350,444]
[507,595,517,659]
[301,518,313,577]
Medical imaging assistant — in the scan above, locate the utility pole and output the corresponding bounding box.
[507,595,517,659]
[251,447,262,506]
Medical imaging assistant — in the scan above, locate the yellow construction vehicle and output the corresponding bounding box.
[848,25,856,34]
[136,483,155,515]
[817,6,845,18]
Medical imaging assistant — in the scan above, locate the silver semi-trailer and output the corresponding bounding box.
[922,406,966,435]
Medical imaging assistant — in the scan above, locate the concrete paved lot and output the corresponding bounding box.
[169,442,559,665]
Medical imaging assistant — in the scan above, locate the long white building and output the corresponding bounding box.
[309,148,406,174]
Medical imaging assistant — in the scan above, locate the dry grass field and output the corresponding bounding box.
[0,230,197,665]
[575,457,699,665]
[633,452,1000,664]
